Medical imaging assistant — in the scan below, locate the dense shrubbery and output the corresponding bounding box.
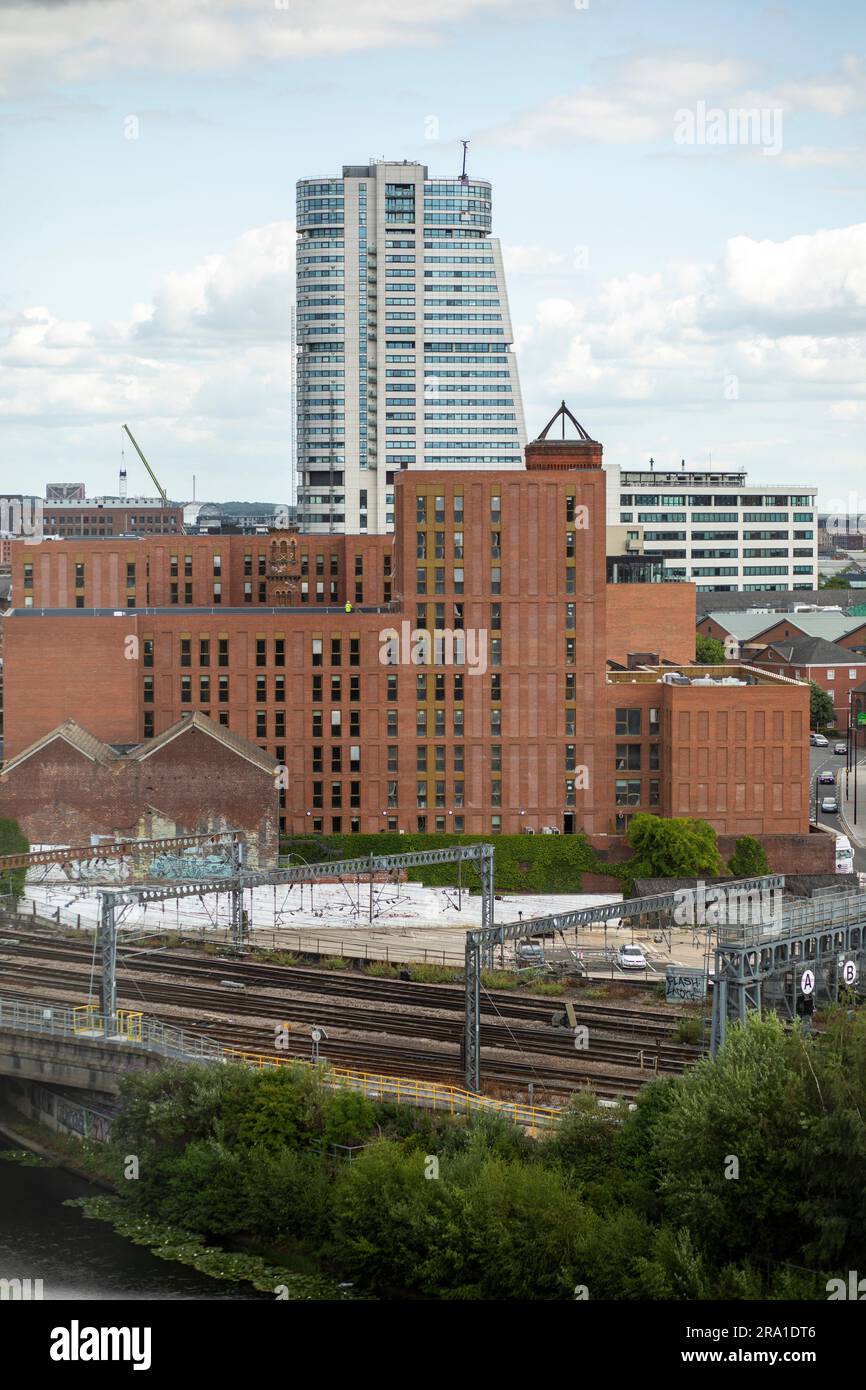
[108,1008,866,1300]
[0,818,29,903]
[281,832,602,893]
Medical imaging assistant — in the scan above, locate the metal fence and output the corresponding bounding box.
[0,994,565,1133]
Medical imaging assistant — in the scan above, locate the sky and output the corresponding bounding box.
[1,0,865,510]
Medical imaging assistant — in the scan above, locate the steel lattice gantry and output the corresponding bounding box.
[463,874,785,1093]
[709,885,866,1054]
[96,843,495,1033]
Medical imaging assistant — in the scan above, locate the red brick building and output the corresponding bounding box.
[750,636,866,728]
[0,712,278,865]
[2,408,811,838]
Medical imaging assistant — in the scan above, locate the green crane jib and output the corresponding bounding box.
[122,424,169,504]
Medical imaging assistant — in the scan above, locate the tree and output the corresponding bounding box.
[727,836,770,877]
[626,813,725,878]
[809,681,835,729]
[819,575,853,590]
[0,818,30,904]
[695,634,726,664]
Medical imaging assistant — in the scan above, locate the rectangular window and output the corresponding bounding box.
[616,744,641,771]
[199,638,210,667]
[180,637,191,668]
[615,708,642,736]
[218,675,229,703]
[180,675,191,704]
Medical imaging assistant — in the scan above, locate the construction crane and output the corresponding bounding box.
[121,424,169,503]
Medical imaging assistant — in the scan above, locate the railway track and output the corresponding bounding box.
[0,930,701,1096]
[0,929,691,1033]
[0,983,646,1102]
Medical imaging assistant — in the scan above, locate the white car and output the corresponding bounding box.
[821,796,839,814]
[617,944,647,970]
[813,734,829,747]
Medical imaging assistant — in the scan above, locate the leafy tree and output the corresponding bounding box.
[819,575,853,590]
[809,681,835,729]
[626,813,725,878]
[695,634,726,663]
[0,817,29,904]
[727,836,770,877]
[652,1014,807,1265]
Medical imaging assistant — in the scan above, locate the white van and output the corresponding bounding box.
[835,834,855,874]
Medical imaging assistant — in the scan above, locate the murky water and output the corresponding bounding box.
[0,1138,266,1300]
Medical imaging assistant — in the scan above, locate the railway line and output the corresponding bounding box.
[0,928,703,1101]
[0,929,691,1032]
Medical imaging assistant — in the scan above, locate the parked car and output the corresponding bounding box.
[819,771,836,785]
[616,944,647,971]
[835,743,847,755]
[821,796,839,814]
[812,734,829,747]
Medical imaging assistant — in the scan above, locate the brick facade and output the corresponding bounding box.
[0,715,278,866]
[3,421,812,839]
[606,581,696,666]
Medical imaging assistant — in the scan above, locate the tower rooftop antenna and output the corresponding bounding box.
[459,139,470,185]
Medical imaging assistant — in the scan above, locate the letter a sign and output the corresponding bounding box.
[800,969,815,996]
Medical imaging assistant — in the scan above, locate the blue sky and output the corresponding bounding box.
[2,0,865,509]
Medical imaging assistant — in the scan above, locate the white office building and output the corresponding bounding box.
[605,466,818,592]
[295,160,526,533]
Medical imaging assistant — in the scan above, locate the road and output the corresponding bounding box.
[809,742,866,873]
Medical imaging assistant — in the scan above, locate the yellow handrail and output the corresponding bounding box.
[221,1047,562,1133]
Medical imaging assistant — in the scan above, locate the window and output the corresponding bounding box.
[256,711,267,739]
[143,638,154,668]
[616,744,641,770]
[649,707,660,736]
[491,566,501,595]
[218,637,229,667]
[312,674,323,701]
[331,637,341,666]
[143,676,153,704]
[615,779,642,806]
[312,710,323,738]
[615,708,641,736]
[331,675,341,701]
[199,638,210,667]
[275,675,285,703]
[199,675,210,704]
[218,676,229,703]
[180,675,191,703]
[650,780,660,807]
[388,746,398,774]
[312,637,323,666]
[649,745,660,771]
[827,669,835,681]
[256,675,267,703]
[275,638,285,667]
[180,638,191,668]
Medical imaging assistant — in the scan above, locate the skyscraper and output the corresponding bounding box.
[295,159,526,534]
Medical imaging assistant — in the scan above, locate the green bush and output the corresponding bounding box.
[0,817,29,904]
[280,831,600,893]
[727,836,770,878]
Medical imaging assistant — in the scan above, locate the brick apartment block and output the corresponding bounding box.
[3,411,811,838]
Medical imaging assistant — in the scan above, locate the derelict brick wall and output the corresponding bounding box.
[0,726,277,867]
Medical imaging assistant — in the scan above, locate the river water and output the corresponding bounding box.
[0,1137,266,1300]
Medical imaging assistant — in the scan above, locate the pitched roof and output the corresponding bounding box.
[0,718,118,776]
[126,711,277,774]
[759,636,866,666]
[703,610,866,642]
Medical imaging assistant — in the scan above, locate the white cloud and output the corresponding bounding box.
[489,50,866,152]
[0,0,531,93]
